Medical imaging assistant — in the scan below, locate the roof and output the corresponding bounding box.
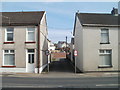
[1,11,45,26]
[58,41,66,44]
[77,13,119,26]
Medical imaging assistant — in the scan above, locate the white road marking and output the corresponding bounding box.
[2,85,64,88]
[96,84,119,86]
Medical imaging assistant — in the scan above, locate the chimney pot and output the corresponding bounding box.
[111,7,118,16]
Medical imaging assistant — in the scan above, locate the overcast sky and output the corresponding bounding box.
[1,2,118,43]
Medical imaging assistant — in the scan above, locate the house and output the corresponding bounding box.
[0,11,48,73]
[48,40,56,51]
[56,41,70,51]
[57,41,67,49]
[73,8,119,72]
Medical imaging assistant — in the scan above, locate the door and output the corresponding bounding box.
[26,49,35,73]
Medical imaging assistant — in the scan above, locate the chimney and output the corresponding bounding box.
[111,7,118,16]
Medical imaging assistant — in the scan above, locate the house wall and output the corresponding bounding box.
[74,17,84,72]
[39,12,48,73]
[118,27,120,71]
[0,27,2,68]
[0,26,37,72]
[83,26,118,72]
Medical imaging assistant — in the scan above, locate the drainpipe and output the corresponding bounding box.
[37,25,40,74]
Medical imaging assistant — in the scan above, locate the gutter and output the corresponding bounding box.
[37,25,40,74]
[82,24,120,27]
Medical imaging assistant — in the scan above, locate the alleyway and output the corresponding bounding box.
[49,58,74,74]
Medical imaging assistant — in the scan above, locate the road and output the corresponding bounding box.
[1,58,119,89]
[2,76,119,88]
[48,58,75,74]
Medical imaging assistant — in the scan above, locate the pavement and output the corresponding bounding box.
[0,72,118,78]
[0,58,119,78]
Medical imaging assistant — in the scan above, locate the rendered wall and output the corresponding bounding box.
[83,26,118,71]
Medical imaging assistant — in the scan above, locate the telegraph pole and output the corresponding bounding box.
[66,36,67,59]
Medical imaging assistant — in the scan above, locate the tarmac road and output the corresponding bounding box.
[1,58,119,89]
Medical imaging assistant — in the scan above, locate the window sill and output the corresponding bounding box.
[100,42,110,44]
[25,42,36,44]
[2,66,16,68]
[4,42,15,44]
[98,66,113,68]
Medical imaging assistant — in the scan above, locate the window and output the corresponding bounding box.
[27,49,34,64]
[99,50,112,67]
[5,28,14,42]
[26,28,35,42]
[101,29,109,44]
[3,50,15,66]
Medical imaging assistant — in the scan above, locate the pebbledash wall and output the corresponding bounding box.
[74,17,118,72]
[0,12,48,73]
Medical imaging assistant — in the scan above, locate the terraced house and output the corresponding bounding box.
[73,8,119,72]
[0,11,48,73]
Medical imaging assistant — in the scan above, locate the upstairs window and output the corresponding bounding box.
[101,29,109,44]
[26,28,35,42]
[5,28,14,42]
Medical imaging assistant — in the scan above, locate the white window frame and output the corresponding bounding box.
[26,27,35,42]
[100,28,109,44]
[5,27,14,42]
[3,50,15,66]
[99,49,112,67]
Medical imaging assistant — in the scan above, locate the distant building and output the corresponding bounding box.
[73,8,119,72]
[0,11,48,73]
[57,41,67,49]
[48,40,56,51]
[56,41,69,50]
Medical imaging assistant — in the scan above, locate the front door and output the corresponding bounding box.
[26,49,35,73]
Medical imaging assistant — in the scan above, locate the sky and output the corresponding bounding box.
[1,2,118,43]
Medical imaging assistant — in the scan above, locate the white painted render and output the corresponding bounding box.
[39,12,48,69]
[74,17,84,71]
[35,63,47,73]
